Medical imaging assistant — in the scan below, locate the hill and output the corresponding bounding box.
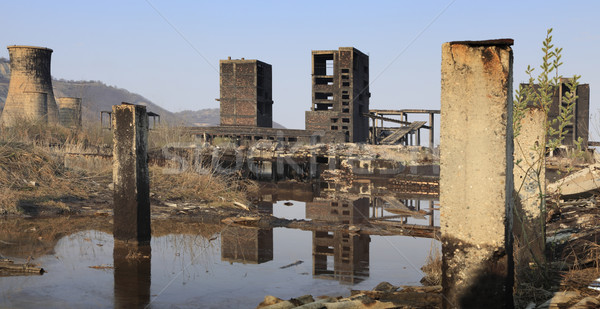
[172,108,286,128]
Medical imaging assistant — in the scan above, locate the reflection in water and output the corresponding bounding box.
[307,197,371,284]
[221,227,273,264]
[113,244,151,309]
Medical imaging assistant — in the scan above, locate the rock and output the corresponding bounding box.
[256,295,284,308]
[108,182,114,190]
[373,282,398,292]
[569,297,600,309]
[164,202,178,208]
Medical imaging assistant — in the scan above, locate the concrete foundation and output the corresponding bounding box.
[513,106,546,269]
[1,45,59,126]
[112,103,150,245]
[440,39,514,308]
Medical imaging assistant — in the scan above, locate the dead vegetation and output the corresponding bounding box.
[0,120,256,215]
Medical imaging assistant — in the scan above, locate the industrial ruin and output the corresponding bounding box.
[305,47,370,143]
[191,46,438,147]
[0,45,82,128]
[219,57,273,127]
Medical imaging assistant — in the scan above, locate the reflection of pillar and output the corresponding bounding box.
[113,103,151,245]
[113,244,151,309]
[221,226,273,264]
[440,39,514,308]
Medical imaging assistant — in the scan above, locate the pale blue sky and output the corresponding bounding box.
[2,1,599,134]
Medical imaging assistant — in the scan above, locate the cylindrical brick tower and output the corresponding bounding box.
[1,45,59,126]
[57,97,82,127]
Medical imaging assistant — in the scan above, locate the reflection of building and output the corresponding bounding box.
[221,226,273,264]
[306,197,369,224]
[306,197,370,284]
[312,231,370,284]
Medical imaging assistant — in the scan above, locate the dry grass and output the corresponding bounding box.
[0,118,256,214]
[150,167,257,207]
[420,240,442,286]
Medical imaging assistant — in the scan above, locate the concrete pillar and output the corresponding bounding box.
[513,106,546,270]
[440,39,514,308]
[429,112,435,149]
[112,103,151,245]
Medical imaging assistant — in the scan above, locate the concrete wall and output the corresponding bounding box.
[1,46,59,126]
[440,40,514,308]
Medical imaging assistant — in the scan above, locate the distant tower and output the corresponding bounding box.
[1,45,59,126]
[57,97,82,127]
[305,47,370,142]
[219,58,273,127]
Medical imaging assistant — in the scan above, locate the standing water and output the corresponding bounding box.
[0,184,439,308]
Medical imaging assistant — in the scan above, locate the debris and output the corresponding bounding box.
[588,277,600,291]
[570,296,600,308]
[164,202,178,208]
[233,201,250,211]
[538,291,580,308]
[89,264,114,270]
[373,282,398,292]
[280,260,303,269]
[283,202,294,206]
[0,259,45,275]
[548,163,600,197]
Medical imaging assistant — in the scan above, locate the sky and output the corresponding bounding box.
[2,1,600,137]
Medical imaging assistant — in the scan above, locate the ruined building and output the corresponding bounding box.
[521,80,590,148]
[1,45,60,126]
[57,97,82,127]
[305,47,370,143]
[219,58,273,127]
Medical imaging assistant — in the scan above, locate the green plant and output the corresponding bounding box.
[513,29,586,302]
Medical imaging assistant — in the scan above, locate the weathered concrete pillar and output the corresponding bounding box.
[440,39,514,308]
[513,106,546,269]
[112,103,150,245]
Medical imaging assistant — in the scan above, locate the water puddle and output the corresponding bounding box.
[1,181,440,308]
